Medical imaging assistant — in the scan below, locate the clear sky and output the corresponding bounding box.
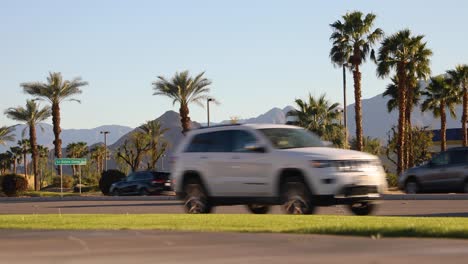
[1,0,467,129]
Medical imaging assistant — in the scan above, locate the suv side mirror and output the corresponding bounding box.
[244,144,267,153]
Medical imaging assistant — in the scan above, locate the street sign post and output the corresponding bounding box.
[55,158,87,195]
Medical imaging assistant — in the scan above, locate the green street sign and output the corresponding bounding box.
[55,158,87,166]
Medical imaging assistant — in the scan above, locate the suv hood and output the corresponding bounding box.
[278,147,377,160]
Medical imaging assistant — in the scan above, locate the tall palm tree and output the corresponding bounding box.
[4,100,51,190]
[330,11,384,151]
[421,76,460,152]
[22,72,88,175]
[0,126,16,145]
[377,29,432,174]
[447,65,468,146]
[17,139,30,177]
[139,120,169,170]
[152,71,212,134]
[287,94,344,146]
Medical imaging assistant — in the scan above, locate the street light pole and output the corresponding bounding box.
[100,131,110,172]
[207,98,214,127]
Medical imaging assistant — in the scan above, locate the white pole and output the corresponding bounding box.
[60,164,63,197]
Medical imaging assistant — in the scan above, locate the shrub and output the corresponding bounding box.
[386,173,398,188]
[52,175,74,189]
[1,174,28,197]
[99,169,126,195]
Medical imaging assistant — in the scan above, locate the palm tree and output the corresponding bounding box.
[447,65,468,146]
[377,29,432,174]
[421,76,460,152]
[37,145,50,188]
[90,144,106,174]
[7,146,23,174]
[152,71,212,134]
[330,11,384,151]
[287,94,344,146]
[139,120,169,170]
[22,72,88,176]
[4,100,51,190]
[66,142,88,176]
[17,139,30,177]
[0,126,16,145]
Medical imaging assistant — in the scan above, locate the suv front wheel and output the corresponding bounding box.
[281,180,315,215]
[348,201,376,216]
[246,204,270,214]
[183,179,212,214]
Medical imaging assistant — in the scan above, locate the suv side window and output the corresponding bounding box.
[449,150,468,165]
[185,131,234,153]
[232,130,258,152]
[126,173,136,181]
[432,152,450,166]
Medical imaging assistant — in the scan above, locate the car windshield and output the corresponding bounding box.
[258,128,324,149]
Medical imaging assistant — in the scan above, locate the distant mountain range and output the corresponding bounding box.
[0,124,133,152]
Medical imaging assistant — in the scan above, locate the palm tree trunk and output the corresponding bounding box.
[440,101,447,151]
[405,87,413,169]
[353,65,363,151]
[179,103,191,135]
[23,151,27,178]
[13,160,17,174]
[396,67,407,175]
[52,102,63,176]
[462,86,468,147]
[29,124,39,191]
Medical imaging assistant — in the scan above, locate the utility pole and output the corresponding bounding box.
[100,131,110,172]
[207,98,214,127]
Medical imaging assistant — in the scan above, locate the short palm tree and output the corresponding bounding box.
[447,65,468,146]
[4,100,51,190]
[421,76,460,152]
[377,29,432,174]
[90,144,106,173]
[22,72,88,175]
[139,120,169,170]
[330,11,384,151]
[17,139,30,176]
[287,94,344,146]
[0,126,16,145]
[7,146,23,174]
[152,71,212,134]
[66,142,88,176]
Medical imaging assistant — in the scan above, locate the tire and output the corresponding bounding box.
[281,180,315,215]
[348,201,376,216]
[246,204,270,214]
[183,180,212,214]
[139,188,150,196]
[405,179,420,194]
[111,189,120,196]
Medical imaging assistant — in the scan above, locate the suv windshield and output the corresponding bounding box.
[258,128,324,149]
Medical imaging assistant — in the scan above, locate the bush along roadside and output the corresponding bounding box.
[1,174,28,197]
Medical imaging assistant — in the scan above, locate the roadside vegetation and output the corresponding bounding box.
[1,214,468,239]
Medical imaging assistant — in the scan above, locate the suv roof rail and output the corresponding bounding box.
[197,123,243,130]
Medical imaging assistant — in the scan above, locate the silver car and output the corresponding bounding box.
[399,147,468,194]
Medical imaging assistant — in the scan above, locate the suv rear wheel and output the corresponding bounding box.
[183,179,212,214]
[281,180,315,215]
[246,204,270,214]
[348,201,376,216]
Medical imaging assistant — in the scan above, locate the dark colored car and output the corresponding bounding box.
[109,171,171,196]
[399,147,468,193]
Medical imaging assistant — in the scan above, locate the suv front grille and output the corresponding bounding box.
[335,160,375,172]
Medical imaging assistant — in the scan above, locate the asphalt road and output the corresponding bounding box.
[1,230,468,264]
[1,198,468,216]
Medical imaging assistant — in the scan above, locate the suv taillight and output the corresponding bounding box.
[152,179,165,184]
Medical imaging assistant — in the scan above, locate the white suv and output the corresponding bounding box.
[171,124,387,215]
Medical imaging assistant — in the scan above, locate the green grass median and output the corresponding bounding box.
[1,214,468,239]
